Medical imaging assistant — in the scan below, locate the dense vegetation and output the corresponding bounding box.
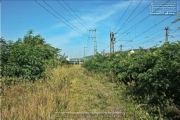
[1,29,179,119]
[82,42,180,119]
[2,65,154,119]
[0,30,60,83]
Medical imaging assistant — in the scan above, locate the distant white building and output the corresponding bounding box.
[66,58,70,61]
[130,50,135,54]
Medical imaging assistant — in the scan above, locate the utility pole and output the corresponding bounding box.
[76,54,78,64]
[120,44,122,51]
[84,47,87,61]
[89,29,97,55]
[165,27,169,42]
[78,52,81,65]
[110,31,115,53]
[84,47,86,58]
[101,49,105,55]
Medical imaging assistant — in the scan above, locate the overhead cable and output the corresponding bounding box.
[113,0,133,32]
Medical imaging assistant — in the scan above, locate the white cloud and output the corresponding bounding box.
[52,0,131,30]
[51,23,66,29]
[48,30,80,47]
[49,0,141,57]
[81,1,131,25]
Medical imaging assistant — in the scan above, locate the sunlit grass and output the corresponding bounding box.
[1,65,73,119]
[1,65,153,119]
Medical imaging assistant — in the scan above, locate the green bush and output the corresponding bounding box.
[0,30,60,82]
[82,42,180,119]
[82,53,117,74]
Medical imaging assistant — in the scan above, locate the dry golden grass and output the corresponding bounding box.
[1,65,74,119]
[1,65,152,119]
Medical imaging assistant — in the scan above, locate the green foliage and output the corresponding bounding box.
[82,42,180,119]
[58,53,69,65]
[82,53,113,74]
[0,30,60,81]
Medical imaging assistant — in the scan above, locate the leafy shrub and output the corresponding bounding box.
[82,42,180,119]
[0,30,60,82]
[82,53,112,73]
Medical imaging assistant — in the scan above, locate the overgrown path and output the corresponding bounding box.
[2,65,149,119]
[65,66,124,112]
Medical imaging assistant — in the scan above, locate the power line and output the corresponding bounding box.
[116,0,170,38]
[116,15,150,39]
[124,15,178,48]
[130,22,177,47]
[132,34,164,47]
[122,26,163,42]
[133,22,175,45]
[131,15,173,42]
[43,0,89,36]
[57,0,90,30]
[62,0,91,30]
[113,0,133,32]
[116,4,150,39]
[132,36,164,48]
[35,0,89,37]
[34,0,72,29]
[170,29,180,34]
[115,0,143,34]
[97,41,108,46]
[116,0,153,36]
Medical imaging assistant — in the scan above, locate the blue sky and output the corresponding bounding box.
[1,0,180,58]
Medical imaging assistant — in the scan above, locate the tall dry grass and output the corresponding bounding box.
[1,65,82,119]
[1,65,153,119]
